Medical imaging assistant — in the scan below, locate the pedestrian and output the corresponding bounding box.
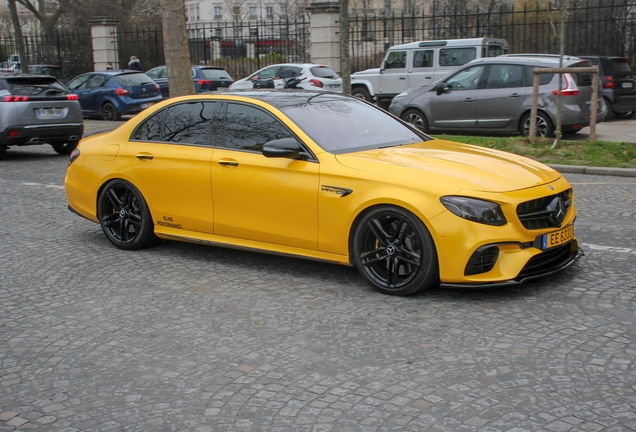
[128,56,142,71]
[105,62,113,70]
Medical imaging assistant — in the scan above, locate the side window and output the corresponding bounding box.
[254,66,280,80]
[87,75,108,88]
[524,66,554,86]
[222,103,292,152]
[146,69,160,79]
[446,65,485,91]
[132,101,217,145]
[484,64,524,89]
[384,51,407,69]
[413,50,433,68]
[439,47,477,66]
[67,75,89,90]
[278,66,302,78]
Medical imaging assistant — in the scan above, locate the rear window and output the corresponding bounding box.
[2,77,68,95]
[607,58,633,73]
[200,68,233,80]
[114,73,155,86]
[310,66,337,78]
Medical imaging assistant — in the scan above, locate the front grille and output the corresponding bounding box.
[516,189,572,229]
[517,243,573,279]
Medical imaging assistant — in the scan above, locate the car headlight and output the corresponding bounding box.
[391,90,410,104]
[440,196,507,226]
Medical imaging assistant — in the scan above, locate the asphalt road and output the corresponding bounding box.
[0,138,635,431]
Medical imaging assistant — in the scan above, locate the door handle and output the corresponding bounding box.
[136,154,154,160]
[510,93,521,98]
[218,160,239,167]
[399,77,406,80]
[464,98,475,102]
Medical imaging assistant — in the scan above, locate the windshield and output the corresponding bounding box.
[281,97,429,154]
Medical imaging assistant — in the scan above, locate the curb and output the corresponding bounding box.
[548,164,636,178]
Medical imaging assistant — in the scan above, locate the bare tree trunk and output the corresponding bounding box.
[340,0,351,94]
[160,0,195,97]
[8,0,29,73]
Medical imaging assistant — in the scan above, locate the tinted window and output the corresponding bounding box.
[384,51,407,69]
[87,75,108,88]
[607,58,633,73]
[439,47,477,66]
[114,73,154,86]
[67,75,90,90]
[200,68,233,80]
[277,66,302,79]
[281,97,427,154]
[484,64,524,89]
[413,50,433,68]
[223,103,292,152]
[524,67,554,86]
[5,77,68,95]
[310,66,337,78]
[132,101,217,145]
[252,66,280,80]
[486,45,504,57]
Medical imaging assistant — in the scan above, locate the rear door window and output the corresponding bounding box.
[413,50,433,68]
[439,47,477,66]
[484,64,524,89]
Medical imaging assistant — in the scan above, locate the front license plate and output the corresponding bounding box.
[542,225,574,249]
[36,107,63,118]
[622,82,633,88]
[140,103,154,109]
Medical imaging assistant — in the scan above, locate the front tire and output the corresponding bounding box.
[98,180,158,250]
[401,109,430,133]
[352,206,439,296]
[520,111,554,138]
[351,87,373,103]
[102,102,121,121]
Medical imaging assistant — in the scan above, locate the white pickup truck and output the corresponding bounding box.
[351,37,509,108]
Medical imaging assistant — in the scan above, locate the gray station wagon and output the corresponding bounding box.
[389,55,607,137]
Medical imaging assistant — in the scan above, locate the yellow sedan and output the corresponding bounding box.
[65,90,582,295]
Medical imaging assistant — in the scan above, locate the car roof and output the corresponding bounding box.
[471,55,585,67]
[29,64,62,68]
[180,89,351,109]
[150,65,226,70]
[390,37,508,50]
[261,63,331,69]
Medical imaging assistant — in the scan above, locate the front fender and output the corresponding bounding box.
[350,79,375,97]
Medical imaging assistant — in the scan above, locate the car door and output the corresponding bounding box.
[146,66,169,98]
[379,49,408,95]
[211,101,319,250]
[476,64,527,129]
[126,101,217,233]
[408,49,435,89]
[428,64,485,129]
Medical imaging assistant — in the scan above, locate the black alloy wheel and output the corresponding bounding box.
[521,111,554,138]
[102,102,121,121]
[401,109,430,133]
[97,180,158,250]
[352,206,439,296]
[51,139,79,155]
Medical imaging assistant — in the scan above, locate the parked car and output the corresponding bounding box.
[351,37,509,107]
[229,63,343,92]
[145,65,234,98]
[579,55,636,119]
[65,90,581,296]
[0,73,83,159]
[66,70,162,121]
[389,55,607,137]
[26,65,69,84]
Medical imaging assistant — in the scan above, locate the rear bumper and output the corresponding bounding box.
[0,123,83,146]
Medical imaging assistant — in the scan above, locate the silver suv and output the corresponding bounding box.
[389,55,606,137]
[0,73,83,159]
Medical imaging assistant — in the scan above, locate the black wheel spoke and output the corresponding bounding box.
[368,218,391,245]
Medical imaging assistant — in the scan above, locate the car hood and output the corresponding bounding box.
[351,68,381,78]
[335,139,561,193]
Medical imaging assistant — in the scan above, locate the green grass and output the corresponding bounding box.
[433,134,636,169]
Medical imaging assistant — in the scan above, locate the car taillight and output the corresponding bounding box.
[155,84,160,92]
[198,79,213,85]
[604,76,616,89]
[8,130,19,138]
[67,94,78,100]
[2,96,29,102]
[552,74,579,96]
[116,88,129,96]
[309,79,323,88]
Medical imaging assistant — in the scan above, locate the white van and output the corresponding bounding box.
[351,37,509,107]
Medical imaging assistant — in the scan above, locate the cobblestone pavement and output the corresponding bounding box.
[0,144,635,431]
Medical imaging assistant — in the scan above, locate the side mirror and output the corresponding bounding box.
[436,83,449,95]
[262,137,306,159]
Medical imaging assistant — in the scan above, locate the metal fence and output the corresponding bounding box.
[0,0,634,80]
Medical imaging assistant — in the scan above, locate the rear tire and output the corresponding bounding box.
[51,139,79,155]
[604,98,615,121]
[520,111,554,138]
[102,102,121,121]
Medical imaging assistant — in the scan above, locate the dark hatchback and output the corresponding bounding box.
[145,65,234,98]
[0,73,83,159]
[580,56,636,119]
[66,70,162,120]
